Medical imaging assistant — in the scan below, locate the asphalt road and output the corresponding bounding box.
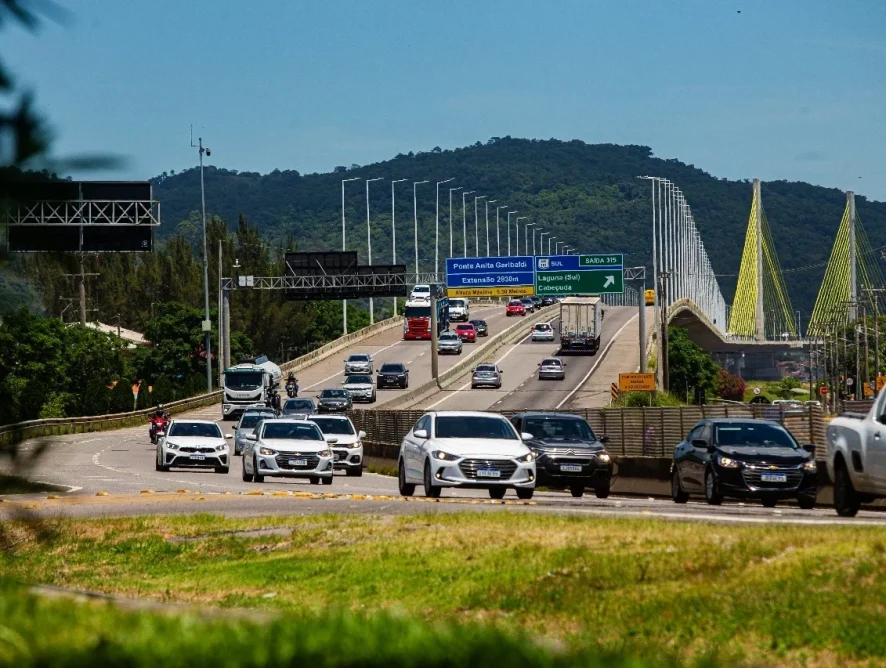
[5,408,886,526]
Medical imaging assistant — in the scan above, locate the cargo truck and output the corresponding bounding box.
[558,297,602,354]
[222,355,282,420]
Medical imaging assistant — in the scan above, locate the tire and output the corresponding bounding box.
[346,467,363,477]
[517,488,534,500]
[834,463,860,517]
[398,460,415,497]
[471,384,477,389]
[321,476,333,486]
[424,460,441,499]
[761,498,777,508]
[252,456,264,483]
[214,466,229,474]
[488,487,506,500]
[704,468,723,505]
[594,483,611,499]
[797,495,816,510]
[570,484,584,498]
[310,477,320,485]
[241,459,253,483]
[671,469,689,504]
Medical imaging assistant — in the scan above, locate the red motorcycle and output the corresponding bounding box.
[149,416,168,444]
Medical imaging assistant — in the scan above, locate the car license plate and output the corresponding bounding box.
[477,468,501,478]
[289,459,307,467]
[190,455,205,461]
[560,464,582,473]
[761,473,787,482]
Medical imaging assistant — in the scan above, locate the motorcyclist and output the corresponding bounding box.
[285,372,298,398]
[149,405,169,443]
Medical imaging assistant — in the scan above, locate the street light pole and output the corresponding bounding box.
[548,236,556,254]
[341,176,360,335]
[516,217,526,256]
[191,134,213,391]
[539,232,547,255]
[507,211,517,256]
[413,180,429,275]
[496,206,507,256]
[391,178,408,316]
[365,177,383,324]
[474,195,486,257]
[448,187,462,260]
[435,178,454,275]
[525,222,535,256]
[461,191,475,258]
[485,200,495,256]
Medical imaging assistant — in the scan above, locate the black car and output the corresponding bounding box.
[520,297,535,313]
[510,412,612,498]
[469,319,489,337]
[377,362,409,389]
[529,296,542,310]
[540,296,556,307]
[317,388,352,413]
[281,397,316,416]
[671,418,818,508]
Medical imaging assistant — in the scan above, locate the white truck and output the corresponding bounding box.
[827,394,886,516]
[448,298,470,322]
[558,296,603,354]
[222,355,282,420]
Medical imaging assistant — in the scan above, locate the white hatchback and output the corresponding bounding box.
[241,418,335,485]
[531,322,556,342]
[397,411,536,500]
[308,415,366,477]
[156,420,232,473]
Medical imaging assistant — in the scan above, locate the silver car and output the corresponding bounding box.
[437,332,463,355]
[531,322,556,342]
[234,408,278,456]
[344,353,373,375]
[538,357,566,381]
[342,374,376,403]
[471,363,503,389]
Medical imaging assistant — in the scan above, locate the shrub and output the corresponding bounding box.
[715,369,746,402]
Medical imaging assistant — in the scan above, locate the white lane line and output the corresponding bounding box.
[425,330,535,409]
[555,314,637,409]
[303,339,404,391]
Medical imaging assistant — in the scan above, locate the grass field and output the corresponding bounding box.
[3,512,886,665]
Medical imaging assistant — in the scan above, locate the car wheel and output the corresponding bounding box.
[516,488,533,500]
[241,458,253,483]
[834,463,860,517]
[761,498,777,508]
[704,468,723,505]
[797,495,816,510]
[398,460,415,497]
[423,460,441,499]
[310,477,320,485]
[570,484,584,498]
[214,466,229,474]
[594,483,611,499]
[253,456,265,483]
[671,469,689,503]
[471,384,477,389]
[321,476,333,486]
[346,467,363,477]
[488,487,506,500]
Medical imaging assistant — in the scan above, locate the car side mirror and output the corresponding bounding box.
[499,370,503,374]
[413,429,429,439]
[358,430,366,439]
[245,434,257,441]
[802,444,816,454]
[225,434,233,439]
[520,432,535,441]
[879,414,886,426]
[599,435,610,444]
[327,437,339,444]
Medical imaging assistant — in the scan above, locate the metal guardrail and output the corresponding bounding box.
[350,405,827,459]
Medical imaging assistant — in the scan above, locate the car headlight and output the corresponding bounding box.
[319,449,333,458]
[216,444,227,452]
[596,452,611,463]
[515,452,534,463]
[259,447,276,456]
[166,442,179,451]
[802,460,817,471]
[351,441,363,450]
[432,450,459,461]
[717,456,741,469]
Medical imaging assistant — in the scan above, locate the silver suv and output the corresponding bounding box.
[437,332,463,355]
[344,353,373,375]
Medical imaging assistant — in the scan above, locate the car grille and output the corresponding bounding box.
[458,459,517,480]
[275,454,320,470]
[179,446,216,453]
[741,466,804,489]
[541,448,599,457]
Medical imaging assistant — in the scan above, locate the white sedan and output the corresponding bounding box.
[308,415,366,477]
[156,420,232,473]
[241,418,335,485]
[397,411,536,500]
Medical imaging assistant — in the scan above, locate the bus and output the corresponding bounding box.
[644,289,655,306]
[403,296,449,340]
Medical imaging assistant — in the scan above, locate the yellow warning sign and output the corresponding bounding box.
[619,373,656,392]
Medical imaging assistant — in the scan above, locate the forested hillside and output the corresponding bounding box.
[152,138,886,319]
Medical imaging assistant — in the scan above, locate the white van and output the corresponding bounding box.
[448,298,470,322]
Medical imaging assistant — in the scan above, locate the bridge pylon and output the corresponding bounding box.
[729,179,796,341]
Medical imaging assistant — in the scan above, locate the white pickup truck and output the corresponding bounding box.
[826,393,886,516]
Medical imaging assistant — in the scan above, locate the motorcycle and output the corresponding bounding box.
[149,416,168,444]
[285,380,298,398]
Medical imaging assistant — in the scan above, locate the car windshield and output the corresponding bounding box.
[714,423,798,448]
[348,354,370,362]
[412,286,429,293]
[262,422,324,441]
[435,415,517,440]
[380,363,405,372]
[404,305,431,317]
[321,389,348,398]
[439,334,458,341]
[168,422,222,438]
[476,365,496,372]
[522,417,596,442]
[224,371,263,390]
[284,399,315,411]
[535,324,551,331]
[471,320,485,326]
[346,375,373,385]
[309,417,356,435]
[239,413,274,429]
[541,358,562,366]
[456,324,473,330]
[449,300,465,308]
[508,300,522,306]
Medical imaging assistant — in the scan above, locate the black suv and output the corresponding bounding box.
[469,319,489,337]
[317,388,352,413]
[510,412,612,498]
[377,362,409,389]
[540,296,556,307]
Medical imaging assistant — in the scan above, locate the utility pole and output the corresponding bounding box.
[430,285,440,387]
[753,178,764,341]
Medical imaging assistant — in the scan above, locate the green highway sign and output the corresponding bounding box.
[534,253,624,295]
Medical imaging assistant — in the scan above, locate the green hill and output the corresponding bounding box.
[152,138,886,321]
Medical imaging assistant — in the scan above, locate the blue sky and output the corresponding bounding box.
[8,0,886,199]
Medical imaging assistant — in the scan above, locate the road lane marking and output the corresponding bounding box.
[303,339,404,391]
[555,314,638,409]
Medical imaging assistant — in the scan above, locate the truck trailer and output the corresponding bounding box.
[558,297,603,354]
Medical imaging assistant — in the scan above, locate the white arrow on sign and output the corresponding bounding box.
[603,275,615,288]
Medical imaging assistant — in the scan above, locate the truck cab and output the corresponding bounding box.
[222,355,282,420]
[827,392,886,516]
